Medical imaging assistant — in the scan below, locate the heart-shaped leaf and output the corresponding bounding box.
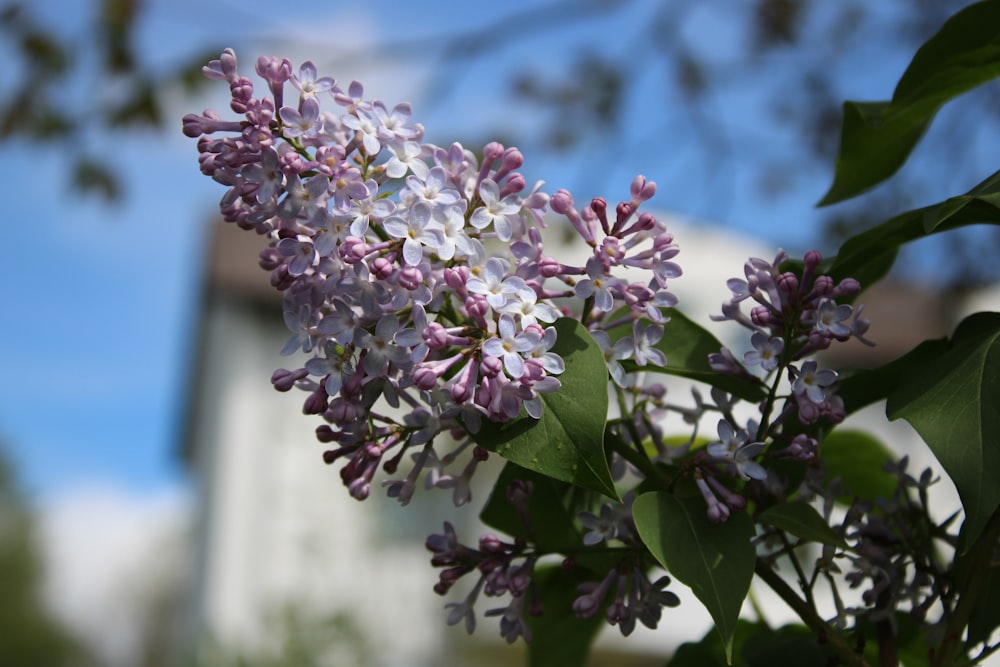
[473,318,618,499]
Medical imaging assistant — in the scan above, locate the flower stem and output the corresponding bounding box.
[931,505,1000,667]
[754,558,870,667]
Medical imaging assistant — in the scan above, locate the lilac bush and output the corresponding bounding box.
[184,5,1000,663]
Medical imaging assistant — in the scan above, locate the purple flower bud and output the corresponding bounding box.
[303,387,328,414]
[316,425,337,443]
[538,256,562,278]
[327,397,358,424]
[629,174,656,204]
[500,147,524,173]
[751,305,773,327]
[499,173,525,197]
[451,359,478,403]
[397,265,423,290]
[255,55,292,84]
[833,278,861,297]
[480,355,503,378]
[339,237,367,264]
[370,257,393,280]
[804,249,822,270]
[271,367,308,392]
[777,272,799,296]
[465,295,490,328]
[614,201,633,231]
[590,197,610,234]
[203,48,238,82]
[479,534,504,553]
[549,189,575,215]
[482,141,505,165]
[812,275,834,296]
[229,77,254,113]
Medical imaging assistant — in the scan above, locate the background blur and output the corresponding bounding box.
[0,0,998,665]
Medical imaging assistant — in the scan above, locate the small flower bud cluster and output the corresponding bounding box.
[573,494,682,635]
[184,49,681,512]
[425,520,541,643]
[572,567,681,637]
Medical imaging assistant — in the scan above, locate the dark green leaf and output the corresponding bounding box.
[820,429,897,503]
[837,338,950,415]
[620,308,766,403]
[666,620,761,667]
[479,463,619,574]
[820,1,1000,205]
[828,169,1000,287]
[633,492,755,663]
[965,556,1000,646]
[473,318,618,499]
[851,613,930,667]
[887,312,1000,544]
[925,169,1000,232]
[741,624,830,667]
[755,502,848,549]
[525,566,606,667]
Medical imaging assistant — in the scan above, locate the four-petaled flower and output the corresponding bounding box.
[482,314,541,378]
[743,331,784,371]
[792,360,837,403]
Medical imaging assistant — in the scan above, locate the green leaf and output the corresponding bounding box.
[741,624,831,667]
[667,620,760,667]
[828,169,1000,287]
[836,338,950,415]
[819,1,1000,205]
[525,566,606,667]
[621,308,766,403]
[755,502,848,550]
[633,492,755,663]
[965,558,1000,646]
[479,463,581,549]
[887,312,1000,544]
[820,429,898,503]
[927,169,1000,233]
[473,318,618,499]
[479,463,619,574]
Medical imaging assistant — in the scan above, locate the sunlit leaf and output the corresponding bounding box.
[473,318,617,499]
[633,492,755,663]
[820,1,1000,205]
[620,308,767,403]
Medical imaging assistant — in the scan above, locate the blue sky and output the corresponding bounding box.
[0,0,992,502]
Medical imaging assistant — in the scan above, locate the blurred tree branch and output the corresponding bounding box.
[4,0,998,286]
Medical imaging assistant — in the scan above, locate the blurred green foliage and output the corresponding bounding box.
[0,447,95,666]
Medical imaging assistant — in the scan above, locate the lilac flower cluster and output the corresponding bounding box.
[666,250,873,523]
[574,494,681,636]
[183,49,680,506]
[426,481,542,643]
[426,484,682,640]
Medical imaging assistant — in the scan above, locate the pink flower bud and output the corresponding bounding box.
[629,174,656,203]
[370,256,393,280]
